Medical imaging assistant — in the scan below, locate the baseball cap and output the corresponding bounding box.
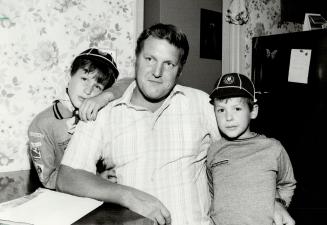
[209,73,256,103]
[75,48,119,79]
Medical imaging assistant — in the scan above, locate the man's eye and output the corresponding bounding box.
[145,57,152,62]
[164,62,175,69]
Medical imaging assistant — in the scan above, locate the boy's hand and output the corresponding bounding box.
[273,201,295,225]
[79,92,113,121]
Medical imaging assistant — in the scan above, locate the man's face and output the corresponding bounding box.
[134,36,181,105]
[67,67,104,108]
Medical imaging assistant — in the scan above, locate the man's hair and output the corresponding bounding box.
[70,58,116,89]
[135,23,189,67]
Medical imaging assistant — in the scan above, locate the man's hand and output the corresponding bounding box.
[79,92,113,121]
[273,201,295,225]
[124,188,171,225]
[98,169,117,183]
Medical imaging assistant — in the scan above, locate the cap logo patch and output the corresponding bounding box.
[223,75,235,85]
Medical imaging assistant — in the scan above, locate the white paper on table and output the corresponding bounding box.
[0,188,103,225]
[288,49,311,84]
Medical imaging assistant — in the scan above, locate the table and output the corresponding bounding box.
[1,170,154,225]
[73,203,154,225]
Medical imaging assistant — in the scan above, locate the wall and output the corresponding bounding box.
[144,0,222,93]
[0,0,143,201]
[144,0,160,28]
[243,0,302,76]
[222,0,302,76]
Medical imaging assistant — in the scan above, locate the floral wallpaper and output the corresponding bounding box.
[242,0,302,76]
[0,0,140,172]
[0,171,32,203]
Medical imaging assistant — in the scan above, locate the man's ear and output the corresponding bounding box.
[250,104,259,119]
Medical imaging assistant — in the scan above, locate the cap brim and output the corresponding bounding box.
[75,54,119,79]
[209,87,254,101]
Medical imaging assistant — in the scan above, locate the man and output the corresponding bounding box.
[57,24,294,225]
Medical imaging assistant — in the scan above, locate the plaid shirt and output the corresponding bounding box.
[62,81,220,225]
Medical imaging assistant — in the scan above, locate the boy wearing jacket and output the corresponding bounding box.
[28,48,131,189]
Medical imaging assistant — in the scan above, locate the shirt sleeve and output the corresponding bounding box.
[61,110,107,173]
[28,121,57,189]
[276,146,297,207]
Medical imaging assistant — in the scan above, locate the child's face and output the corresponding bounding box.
[214,97,258,140]
[67,67,105,108]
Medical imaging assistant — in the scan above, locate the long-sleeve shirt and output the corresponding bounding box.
[207,134,296,225]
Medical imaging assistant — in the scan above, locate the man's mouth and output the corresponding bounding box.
[148,79,162,84]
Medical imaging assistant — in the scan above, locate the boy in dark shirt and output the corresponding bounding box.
[207,73,296,225]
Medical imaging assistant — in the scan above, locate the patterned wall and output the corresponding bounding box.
[242,0,302,76]
[0,0,139,172]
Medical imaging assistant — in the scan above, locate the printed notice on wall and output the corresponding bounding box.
[288,49,311,84]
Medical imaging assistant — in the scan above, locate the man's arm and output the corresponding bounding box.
[56,165,171,225]
[79,77,134,121]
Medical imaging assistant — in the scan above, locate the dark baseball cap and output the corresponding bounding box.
[209,73,256,103]
[75,48,119,79]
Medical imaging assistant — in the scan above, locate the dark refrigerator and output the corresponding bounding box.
[252,29,327,225]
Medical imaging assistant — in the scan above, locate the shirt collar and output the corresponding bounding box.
[57,89,75,112]
[113,81,185,108]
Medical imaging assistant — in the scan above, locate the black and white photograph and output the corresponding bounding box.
[1,0,327,224]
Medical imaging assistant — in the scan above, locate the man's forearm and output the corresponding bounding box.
[56,164,171,223]
[56,165,128,205]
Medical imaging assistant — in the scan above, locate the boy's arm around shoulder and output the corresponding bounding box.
[79,77,134,121]
[106,77,134,99]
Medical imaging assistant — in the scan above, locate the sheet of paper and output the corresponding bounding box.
[0,188,103,225]
[288,49,311,84]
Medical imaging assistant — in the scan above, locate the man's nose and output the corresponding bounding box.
[153,63,163,78]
